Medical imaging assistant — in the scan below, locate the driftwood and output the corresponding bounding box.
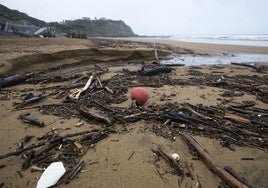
[138,66,173,76]
[31,166,45,172]
[91,100,116,113]
[167,111,208,126]
[157,145,183,176]
[0,140,48,159]
[231,62,257,69]
[0,129,102,159]
[1,128,107,178]
[51,129,104,143]
[19,113,45,127]
[151,100,268,149]
[127,151,135,160]
[181,133,249,188]
[65,160,85,182]
[22,142,59,169]
[123,112,147,120]
[224,166,252,188]
[161,63,185,67]
[224,112,251,124]
[182,103,212,120]
[79,105,113,125]
[56,160,86,185]
[15,95,46,109]
[0,74,25,88]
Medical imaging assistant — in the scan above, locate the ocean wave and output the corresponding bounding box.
[165,34,268,47]
[171,35,268,41]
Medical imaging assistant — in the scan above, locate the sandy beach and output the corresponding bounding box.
[124,37,268,54]
[0,37,267,188]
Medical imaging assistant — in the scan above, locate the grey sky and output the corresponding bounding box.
[0,0,267,35]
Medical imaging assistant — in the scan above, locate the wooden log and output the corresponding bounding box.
[230,101,256,108]
[66,160,85,181]
[19,113,45,127]
[79,105,113,125]
[0,74,25,88]
[231,62,257,70]
[92,100,115,112]
[161,62,185,67]
[57,160,85,185]
[224,166,252,188]
[224,112,251,124]
[168,112,208,126]
[138,66,173,76]
[22,150,35,169]
[80,131,108,145]
[123,112,147,120]
[181,133,249,188]
[15,95,46,109]
[49,129,103,144]
[182,103,212,120]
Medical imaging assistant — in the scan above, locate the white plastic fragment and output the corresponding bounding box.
[36,161,66,188]
[69,74,94,100]
[171,153,180,161]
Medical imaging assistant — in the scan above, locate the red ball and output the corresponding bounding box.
[130,87,149,105]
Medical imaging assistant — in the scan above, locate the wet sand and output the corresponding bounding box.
[0,37,267,188]
[122,37,268,54]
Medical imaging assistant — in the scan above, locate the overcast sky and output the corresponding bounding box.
[1,0,267,35]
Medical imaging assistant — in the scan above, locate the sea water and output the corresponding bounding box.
[160,53,268,66]
[153,34,268,66]
[168,34,268,47]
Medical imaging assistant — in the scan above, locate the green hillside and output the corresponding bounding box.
[0,4,136,37]
[59,19,136,37]
[0,4,47,26]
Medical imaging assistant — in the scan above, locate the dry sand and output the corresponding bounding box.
[0,37,267,188]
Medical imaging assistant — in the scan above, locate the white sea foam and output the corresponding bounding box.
[167,34,268,47]
[160,53,268,66]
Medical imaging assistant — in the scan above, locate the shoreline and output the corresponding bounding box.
[115,37,268,54]
[1,37,268,76]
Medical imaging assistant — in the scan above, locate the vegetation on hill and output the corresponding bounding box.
[0,4,47,26]
[0,4,136,37]
[56,19,136,37]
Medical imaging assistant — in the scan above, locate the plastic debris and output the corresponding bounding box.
[171,153,180,161]
[36,161,66,188]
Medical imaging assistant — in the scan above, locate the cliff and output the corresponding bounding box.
[50,18,136,37]
[0,4,136,37]
[0,4,47,26]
